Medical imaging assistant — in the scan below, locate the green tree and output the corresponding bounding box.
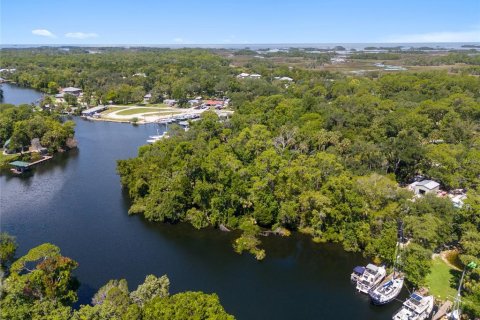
[402,243,432,287]
[0,232,17,271]
[143,292,234,320]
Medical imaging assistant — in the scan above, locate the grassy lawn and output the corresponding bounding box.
[0,152,19,168]
[116,108,163,116]
[426,257,460,300]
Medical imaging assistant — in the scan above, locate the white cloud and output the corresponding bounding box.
[173,37,185,43]
[386,29,480,43]
[32,29,56,38]
[65,32,99,39]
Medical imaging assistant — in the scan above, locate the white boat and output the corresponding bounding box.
[147,129,169,143]
[392,293,434,320]
[351,266,365,283]
[356,264,386,294]
[369,273,404,305]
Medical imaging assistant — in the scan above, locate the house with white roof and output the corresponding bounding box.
[237,73,262,79]
[274,76,294,82]
[237,73,250,79]
[61,87,83,96]
[408,179,440,195]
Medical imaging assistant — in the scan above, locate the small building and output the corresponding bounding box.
[409,179,440,195]
[61,87,83,96]
[237,73,261,79]
[144,93,152,102]
[449,194,467,208]
[237,72,250,79]
[164,99,177,106]
[188,99,201,107]
[274,76,294,82]
[204,100,224,109]
[81,105,107,117]
[9,161,30,174]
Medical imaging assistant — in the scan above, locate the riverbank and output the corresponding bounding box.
[0,119,400,319]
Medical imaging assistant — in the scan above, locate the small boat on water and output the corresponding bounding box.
[356,263,386,294]
[392,292,434,320]
[369,273,404,305]
[351,266,365,283]
[147,129,169,143]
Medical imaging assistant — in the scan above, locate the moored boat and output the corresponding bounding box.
[369,273,404,305]
[356,263,386,294]
[351,266,365,283]
[392,292,434,320]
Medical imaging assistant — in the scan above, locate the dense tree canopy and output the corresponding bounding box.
[0,103,75,152]
[116,64,479,315]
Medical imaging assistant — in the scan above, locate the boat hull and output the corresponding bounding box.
[371,294,399,305]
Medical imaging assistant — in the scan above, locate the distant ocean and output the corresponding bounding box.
[1,42,479,50]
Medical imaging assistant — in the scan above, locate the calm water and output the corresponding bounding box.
[0,118,405,319]
[0,82,43,105]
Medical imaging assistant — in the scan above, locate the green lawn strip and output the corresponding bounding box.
[116,108,164,116]
[0,152,20,169]
[426,257,459,301]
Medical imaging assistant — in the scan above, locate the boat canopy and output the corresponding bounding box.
[366,264,379,272]
[353,266,365,274]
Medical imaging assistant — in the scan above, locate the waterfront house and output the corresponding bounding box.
[204,100,224,109]
[9,161,30,174]
[82,105,107,117]
[61,87,83,96]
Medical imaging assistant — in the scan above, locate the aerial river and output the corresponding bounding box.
[0,85,404,319]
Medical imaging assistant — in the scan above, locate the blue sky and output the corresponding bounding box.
[1,0,479,44]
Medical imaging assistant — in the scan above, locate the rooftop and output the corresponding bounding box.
[62,87,82,92]
[10,161,30,168]
[416,180,440,190]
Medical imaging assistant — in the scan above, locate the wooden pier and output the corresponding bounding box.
[432,300,452,320]
[9,155,53,174]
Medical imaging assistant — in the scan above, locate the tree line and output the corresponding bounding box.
[0,104,76,153]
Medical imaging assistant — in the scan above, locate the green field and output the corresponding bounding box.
[426,257,460,300]
[116,108,163,116]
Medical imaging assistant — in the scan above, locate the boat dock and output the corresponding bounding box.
[431,300,452,320]
[9,155,53,174]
